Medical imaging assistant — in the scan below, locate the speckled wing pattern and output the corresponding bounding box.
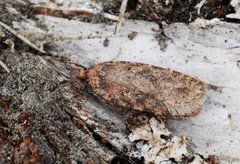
[86,61,207,119]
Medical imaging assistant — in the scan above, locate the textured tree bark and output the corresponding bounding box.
[0,51,131,163]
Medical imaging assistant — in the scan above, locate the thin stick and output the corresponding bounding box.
[103,13,119,21]
[0,59,10,73]
[58,34,115,40]
[114,0,128,34]
[34,5,119,21]
[195,0,207,15]
[0,21,46,54]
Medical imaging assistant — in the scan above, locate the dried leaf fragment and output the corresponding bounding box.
[86,61,207,119]
[128,117,219,164]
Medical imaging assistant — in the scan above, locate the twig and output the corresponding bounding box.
[34,6,93,18]
[195,0,207,15]
[102,13,119,21]
[58,34,115,40]
[0,21,46,54]
[34,5,119,21]
[0,59,10,73]
[114,0,128,34]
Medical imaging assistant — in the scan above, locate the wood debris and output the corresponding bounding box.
[0,59,10,73]
[0,21,46,54]
[128,117,219,164]
[114,0,128,34]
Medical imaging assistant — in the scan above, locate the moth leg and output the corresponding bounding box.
[67,61,88,80]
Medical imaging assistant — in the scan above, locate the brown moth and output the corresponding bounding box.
[79,61,207,119]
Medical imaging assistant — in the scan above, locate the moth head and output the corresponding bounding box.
[76,69,87,80]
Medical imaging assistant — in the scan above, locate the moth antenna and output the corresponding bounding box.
[68,61,87,70]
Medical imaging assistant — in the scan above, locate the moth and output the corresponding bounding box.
[78,61,207,119]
